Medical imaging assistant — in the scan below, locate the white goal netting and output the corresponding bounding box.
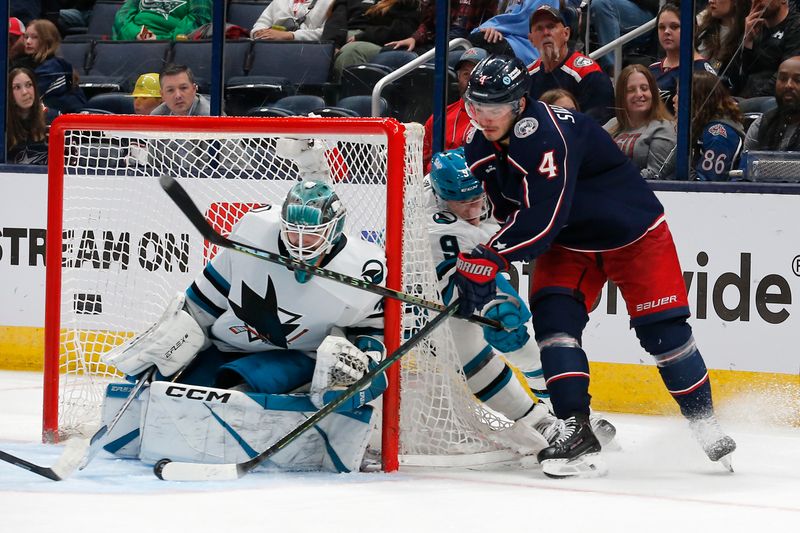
[46,116,522,468]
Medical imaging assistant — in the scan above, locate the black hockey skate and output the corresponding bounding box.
[537,413,607,478]
[689,415,737,472]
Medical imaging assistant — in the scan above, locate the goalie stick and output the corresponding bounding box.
[0,367,156,481]
[154,299,461,481]
[159,175,501,330]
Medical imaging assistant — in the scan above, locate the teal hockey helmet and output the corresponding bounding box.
[280,180,346,262]
[430,147,483,201]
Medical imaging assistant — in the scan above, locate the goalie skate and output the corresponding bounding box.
[537,413,608,479]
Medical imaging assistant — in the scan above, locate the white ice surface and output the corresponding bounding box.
[1,370,798,533]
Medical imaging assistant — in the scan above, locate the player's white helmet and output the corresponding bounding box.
[280,180,346,262]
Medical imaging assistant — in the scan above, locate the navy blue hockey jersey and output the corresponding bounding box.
[693,119,744,181]
[463,99,665,263]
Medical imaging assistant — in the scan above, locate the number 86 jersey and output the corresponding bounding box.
[463,98,666,264]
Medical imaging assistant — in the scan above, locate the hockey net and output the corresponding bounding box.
[45,115,522,470]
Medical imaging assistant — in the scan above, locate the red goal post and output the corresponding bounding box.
[44,114,522,472]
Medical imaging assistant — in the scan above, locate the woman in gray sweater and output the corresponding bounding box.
[604,64,676,179]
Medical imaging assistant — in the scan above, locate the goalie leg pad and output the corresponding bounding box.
[139,382,374,472]
[216,349,316,393]
[99,383,151,458]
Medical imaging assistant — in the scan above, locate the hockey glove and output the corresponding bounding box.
[311,335,384,409]
[482,275,532,352]
[453,244,509,317]
[103,293,207,377]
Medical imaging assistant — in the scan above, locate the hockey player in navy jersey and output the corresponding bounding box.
[453,55,736,478]
[427,148,617,449]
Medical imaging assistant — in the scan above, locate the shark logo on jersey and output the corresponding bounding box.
[229,278,304,348]
[433,211,458,224]
[141,0,188,19]
[362,259,385,284]
[514,118,538,138]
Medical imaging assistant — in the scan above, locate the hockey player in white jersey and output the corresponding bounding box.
[427,148,617,449]
[100,180,388,472]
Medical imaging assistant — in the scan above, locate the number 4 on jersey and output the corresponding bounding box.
[538,150,558,179]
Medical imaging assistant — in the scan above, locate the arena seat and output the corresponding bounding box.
[339,64,391,99]
[227,1,268,30]
[272,94,326,115]
[58,41,93,75]
[63,0,123,41]
[336,95,388,117]
[310,106,360,117]
[81,40,171,93]
[85,92,135,114]
[169,40,213,93]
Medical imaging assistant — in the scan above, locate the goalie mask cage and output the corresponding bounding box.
[44,114,523,471]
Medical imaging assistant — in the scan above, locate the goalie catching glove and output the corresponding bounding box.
[310,335,385,409]
[482,275,532,353]
[103,293,207,377]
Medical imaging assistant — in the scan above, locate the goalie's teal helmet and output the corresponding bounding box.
[280,180,346,263]
[430,147,483,201]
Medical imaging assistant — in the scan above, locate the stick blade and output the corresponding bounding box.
[156,460,241,481]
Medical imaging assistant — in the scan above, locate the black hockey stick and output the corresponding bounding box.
[154,299,461,481]
[0,367,156,481]
[159,175,500,329]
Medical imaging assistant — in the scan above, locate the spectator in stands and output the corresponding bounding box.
[743,55,800,151]
[12,19,87,113]
[677,70,745,180]
[112,0,211,40]
[8,17,26,63]
[590,0,659,73]
[527,5,615,123]
[604,64,676,179]
[151,64,209,116]
[729,0,800,108]
[421,47,488,172]
[469,0,554,61]
[539,87,579,109]
[251,0,335,41]
[649,3,717,114]
[329,0,421,79]
[130,73,163,115]
[6,67,48,165]
[696,0,751,81]
[386,0,497,53]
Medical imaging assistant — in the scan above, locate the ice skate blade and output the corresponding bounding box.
[541,453,608,479]
[718,454,734,473]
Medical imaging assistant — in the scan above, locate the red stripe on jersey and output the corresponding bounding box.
[669,372,709,396]
[564,51,603,79]
[546,371,591,385]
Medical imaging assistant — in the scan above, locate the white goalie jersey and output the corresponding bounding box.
[185,206,386,353]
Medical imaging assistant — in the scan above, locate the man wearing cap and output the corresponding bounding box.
[8,17,26,63]
[422,47,488,172]
[131,73,163,115]
[527,5,614,124]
